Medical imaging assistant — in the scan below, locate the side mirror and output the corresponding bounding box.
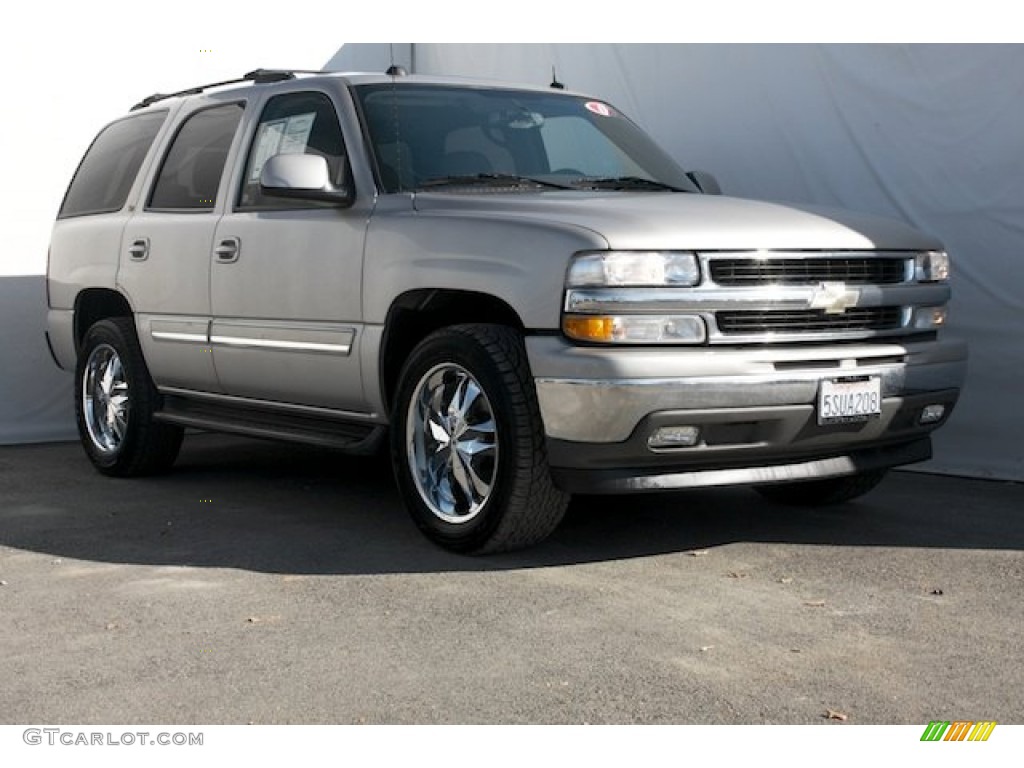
[686,170,722,195]
[260,153,353,206]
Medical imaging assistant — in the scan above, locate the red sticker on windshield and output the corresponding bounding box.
[585,101,614,117]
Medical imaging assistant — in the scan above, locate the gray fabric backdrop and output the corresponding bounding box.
[0,276,75,444]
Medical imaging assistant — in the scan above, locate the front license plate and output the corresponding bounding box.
[817,376,882,425]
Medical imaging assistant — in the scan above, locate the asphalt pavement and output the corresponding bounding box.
[1,434,1021,724]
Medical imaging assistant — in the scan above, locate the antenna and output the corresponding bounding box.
[386,43,408,77]
[387,43,406,193]
[550,66,565,90]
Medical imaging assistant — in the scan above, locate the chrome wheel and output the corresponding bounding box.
[392,325,568,553]
[82,343,130,453]
[75,318,183,476]
[406,362,498,524]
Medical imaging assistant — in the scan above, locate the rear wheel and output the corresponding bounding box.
[754,469,889,506]
[75,317,183,476]
[391,324,568,553]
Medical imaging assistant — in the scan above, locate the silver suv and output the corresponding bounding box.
[47,68,967,553]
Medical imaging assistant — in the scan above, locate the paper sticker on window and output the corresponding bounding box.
[584,101,614,117]
[247,112,317,182]
[278,113,315,154]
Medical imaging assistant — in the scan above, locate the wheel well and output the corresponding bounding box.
[75,289,133,351]
[380,289,525,410]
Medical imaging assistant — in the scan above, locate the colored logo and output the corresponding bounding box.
[920,720,997,742]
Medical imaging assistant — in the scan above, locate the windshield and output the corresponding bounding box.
[354,83,698,194]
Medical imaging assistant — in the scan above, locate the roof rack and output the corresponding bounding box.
[130,68,335,111]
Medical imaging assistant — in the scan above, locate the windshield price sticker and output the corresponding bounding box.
[818,376,882,424]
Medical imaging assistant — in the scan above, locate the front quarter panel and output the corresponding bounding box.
[362,198,608,329]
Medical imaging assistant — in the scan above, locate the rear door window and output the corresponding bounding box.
[148,103,244,211]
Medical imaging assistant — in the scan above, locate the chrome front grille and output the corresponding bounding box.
[562,250,950,345]
[716,307,904,335]
[694,251,927,342]
[709,256,910,286]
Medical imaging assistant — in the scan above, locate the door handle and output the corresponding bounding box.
[214,237,240,263]
[128,238,150,261]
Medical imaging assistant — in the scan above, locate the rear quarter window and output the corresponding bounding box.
[58,111,167,219]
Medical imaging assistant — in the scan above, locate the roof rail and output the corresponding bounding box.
[130,68,334,111]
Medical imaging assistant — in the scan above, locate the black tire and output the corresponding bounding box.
[390,324,569,554]
[75,317,183,476]
[754,469,889,506]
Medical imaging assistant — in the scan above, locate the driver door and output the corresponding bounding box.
[210,90,369,412]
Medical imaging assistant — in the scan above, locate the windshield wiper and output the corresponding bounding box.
[577,176,691,192]
[418,173,574,190]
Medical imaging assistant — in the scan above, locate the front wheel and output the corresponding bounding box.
[754,469,889,506]
[391,324,569,554]
[75,317,183,476]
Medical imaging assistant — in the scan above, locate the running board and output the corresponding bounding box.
[154,395,386,455]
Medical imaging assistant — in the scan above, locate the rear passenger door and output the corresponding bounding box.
[210,90,369,412]
[119,100,245,393]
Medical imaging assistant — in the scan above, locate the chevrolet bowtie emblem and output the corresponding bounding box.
[808,282,860,314]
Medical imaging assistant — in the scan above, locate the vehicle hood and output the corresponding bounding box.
[410,191,943,251]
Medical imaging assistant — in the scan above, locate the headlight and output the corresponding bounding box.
[915,251,949,282]
[567,251,700,287]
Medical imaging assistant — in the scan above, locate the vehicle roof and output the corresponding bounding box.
[338,72,581,93]
[130,69,591,113]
